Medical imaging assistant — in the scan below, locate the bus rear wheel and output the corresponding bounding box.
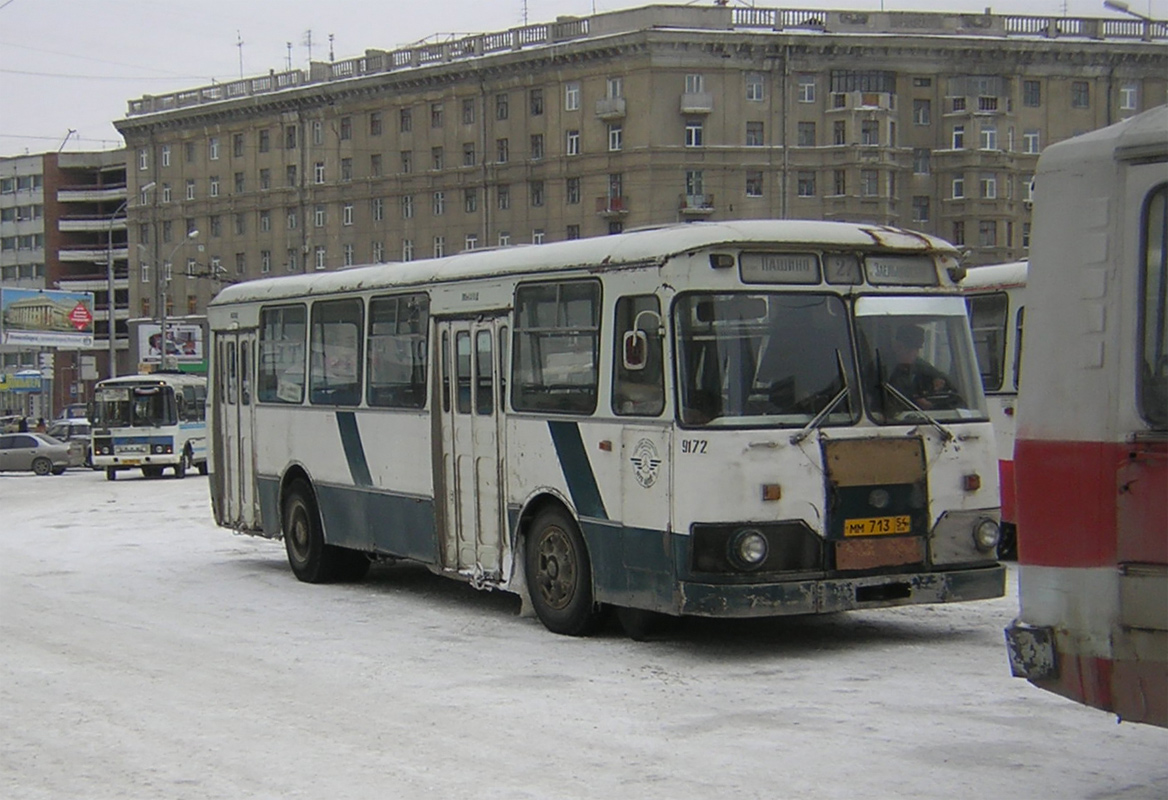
[282,480,368,583]
[526,507,602,636]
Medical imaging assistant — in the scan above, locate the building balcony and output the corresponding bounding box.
[594,96,626,120]
[680,92,714,114]
[59,215,126,234]
[679,193,715,215]
[57,185,127,203]
[595,195,629,217]
[59,245,126,263]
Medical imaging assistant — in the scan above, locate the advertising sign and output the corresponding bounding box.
[137,322,205,365]
[0,288,96,347]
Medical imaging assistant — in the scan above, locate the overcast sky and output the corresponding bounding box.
[1,0,1163,158]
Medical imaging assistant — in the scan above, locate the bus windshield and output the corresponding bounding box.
[674,293,860,427]
[855,296,987,424]
[93,385,177,428]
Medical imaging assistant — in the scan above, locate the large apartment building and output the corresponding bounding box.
[0,151,128,415]
[114,4,1166,329]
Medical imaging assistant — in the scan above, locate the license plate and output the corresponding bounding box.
[121,458,141,466]
[844,515,911,536]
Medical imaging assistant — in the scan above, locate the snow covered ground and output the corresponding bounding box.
[1,469,1164,800]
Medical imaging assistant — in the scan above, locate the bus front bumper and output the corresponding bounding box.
[677,563,1005,618]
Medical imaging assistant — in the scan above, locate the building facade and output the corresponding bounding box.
[114,5,1167,328]
[0,151,128,416]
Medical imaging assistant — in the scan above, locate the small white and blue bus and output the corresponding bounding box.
[91,372,208,480]
[207,220,1005,636]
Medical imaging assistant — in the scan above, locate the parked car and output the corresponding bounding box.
[0,432,72,475]
[46,419,92,467]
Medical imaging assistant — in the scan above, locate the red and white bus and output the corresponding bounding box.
[1005,106,1167,726]
[964,261,1027,559]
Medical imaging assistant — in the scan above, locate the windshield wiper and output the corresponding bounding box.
[881,381,954,442]
[791,350,850,445]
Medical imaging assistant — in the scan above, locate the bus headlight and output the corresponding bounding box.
[973,518,1001,553]
[729,528,769,570]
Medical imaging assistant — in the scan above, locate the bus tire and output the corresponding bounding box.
[197,460,208,476]
[174,450,189,479]
[106,467,117,481]
[525,507,602,636]
[282,480,342,583]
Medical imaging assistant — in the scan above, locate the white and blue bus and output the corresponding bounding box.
[91,372,208,480]
[207,220,1005,636]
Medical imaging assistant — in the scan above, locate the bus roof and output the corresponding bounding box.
[209,219,956,307]
[97,373,206,387]
[1039,104,1167,174]
[960,261,1028,292]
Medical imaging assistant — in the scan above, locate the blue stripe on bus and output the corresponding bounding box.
[335,411,374,488]
[547,420,608,520]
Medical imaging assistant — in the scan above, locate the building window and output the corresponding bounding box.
[402,239,415,261]
[258,129,270,153]
[953,220,965,246]
[210,215,222,237]
[433,191,445,216]
[1071,81,1090,108]
[431,147,444,171]
[861,120,879,146]
[685,74,705,94]
[343,243,354,266]
[464,188,477,213]
[462,142,476,167]
[952,176,965,199]
[952,125,965,150]
[261,250,271,274]
[233,133,244,157]
[341,158,353,182]
[372,197,384,222]
[400,108,413,132]
[209,137,220,160]
[912,196,930,223]
[606,77,623,99]
[685,120,703,147]
[161,145,171,166]
[314,205,325,227]
[314,162,325,184]
[980,173,997,200]
[496,93,509,120]
[287,249,298,272]
[234,213,245,235]
[162,183,173,203]
[343,203,354,226]
[980,124,997,151]
[566,225,580,240]
[461,98,475,125]
[913,148,931,175]
[746,170,765,197]
[797,121,816,147]
[185,141,196,163]
[1023,130,1040,154]
[315,246,326,270]
[370,111,383,136]
[530,88,544,116]
[861,169,879,197]
[433,236,445,258]
[370,154,382,177]
[1120,83,1139,111]
[210,176,220,197]
[259,168,270,190]
[431,102,444,128]
[372,240,384,263]
[137,147,148,170]
[400,195,413,219]
[533,229,546,244]
[608,124,622,152]
[952,97,967,112]
[287,208,298,229]
[464,233,478,251]
[259,209,271,231]
[978,96,998,112]
[833,169,846,196]
[1022,80,1041,107]
[497,138,509,163]
[746,72,764,101]
[797,74,815,103]
[913,99,931,125]
[1022,222,1031,249]
[530,180,545,207]
[530,134,544,160]
[286,165,297,187]
[566,130,580,156]
[235,252,246,276]
[978,220,997,247]
[746,121,764,147]
[312,121,323,146]
[565,82,580,111]
[497,184,510,210]
[401,150,412,173]
[685,170,703,197]
[796,172,815,197]
[566,177,581,205]
[185,179,196,200]
[833,120,846,145]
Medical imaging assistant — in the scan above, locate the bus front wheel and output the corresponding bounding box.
[174,450,189,479]
[105,467,117,481]
[526,507,602,636]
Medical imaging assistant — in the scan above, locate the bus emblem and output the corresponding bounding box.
[630,438,662,488]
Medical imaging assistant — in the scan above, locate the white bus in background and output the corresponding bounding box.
[963,260,1027,559]
[207,220,1005,637]
[90,372,209,480]
[1005,106,1167,726]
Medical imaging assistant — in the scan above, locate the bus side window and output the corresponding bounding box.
[240,342,251,405]
[967,292,1007,392]
[475,329,493,415]
[498,325,508,411]
[1013,306,1025,391]
[309,299,364,406]
[226,341,238,405]
[456,331,472,414]
[612,295,665,416]
[441,331,451,412]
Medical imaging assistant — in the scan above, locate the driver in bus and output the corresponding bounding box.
[888,323,952,410]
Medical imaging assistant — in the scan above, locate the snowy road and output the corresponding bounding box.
[1,469,1164,800]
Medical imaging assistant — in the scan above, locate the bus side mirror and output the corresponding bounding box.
[622,330,648,371]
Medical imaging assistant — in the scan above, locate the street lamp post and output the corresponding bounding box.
[105,181,154,379]
[157,229,199,370]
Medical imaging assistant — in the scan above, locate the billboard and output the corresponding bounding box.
[0,288,96,348]
[137,322,205,365]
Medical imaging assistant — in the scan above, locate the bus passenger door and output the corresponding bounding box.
[217,331,259,530]
[435,317,507,583]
